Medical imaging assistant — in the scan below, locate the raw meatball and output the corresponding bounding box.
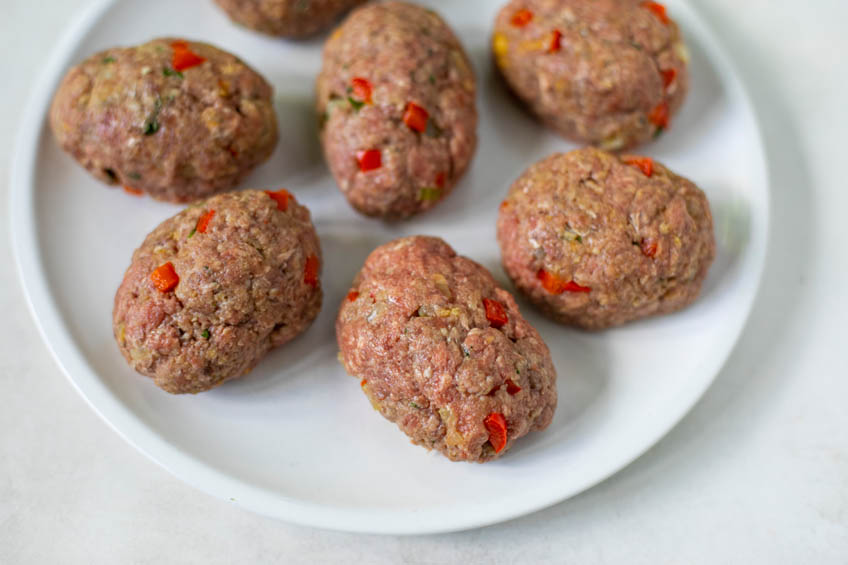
[50,38,278,202]
[113,189,322,393]
[317,2,477,218]
[497,147,715,329]
[336,236,557,462]
[492,0,689,150]
[214,0,366,37]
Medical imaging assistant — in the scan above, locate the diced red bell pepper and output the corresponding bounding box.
[150,262,179,293]
[266,189,292,211]
[171,40,206,71]
[484,413,508,454]
[403,102,429,133]
[483,298,508,328]
[356,149,382,172]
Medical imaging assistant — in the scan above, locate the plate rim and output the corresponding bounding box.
[9,0,770,534]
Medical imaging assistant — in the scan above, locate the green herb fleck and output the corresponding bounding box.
[188,228,196,239]
[348,96,365,111]
[201,329,210,339]
[409,401,421,409]
[653,126,665,139]
[143,97,162,136]
[428,75,436,85]
[163,67,183,78]
[462,345,471,357]
[425,119,443,138]
[516,368,521,374]
[128,172,142,180]
[418,187,441,201]
[102,56,116,64]
[576,235,583,243]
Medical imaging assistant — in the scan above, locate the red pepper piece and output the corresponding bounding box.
[622,156,654,177]
[483,298,508,328]
[347,290,360,302]
[537,269,591,294]
[360,379,367,387]
[660,68,677,89]
[304,255,319,288]
[356,149,382,172]
[403,102,429,133]
[123,185,144,196]
[562,280,591,292]
[150,262,179,293]
[548,29,562,53]
[171,41,206,72]
[511,8,533,27]
[641,239,658,258]
[505,378,522,395]
[641,1,670,24]
[196,209,215,234]
[351,77,373,104]
[435,172,446,189]
[484,413,508,454]
[648,101,670,129]
[265,189,292,211]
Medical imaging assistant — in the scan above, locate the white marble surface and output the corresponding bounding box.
[2,0,846,562]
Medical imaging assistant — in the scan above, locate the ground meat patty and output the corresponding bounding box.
[50,38,278,203]
[492,0,690,150]
[497,148,714,329]
[336,236,557,462]
[214,0,366,37]
[113,189,321,393]
[317,2,477,218]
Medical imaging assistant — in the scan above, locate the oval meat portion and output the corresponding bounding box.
[113,189,322,393]
[336,236,557,462]
[497,147,715,329]
[214,0,366,38]
[50,38,278,202]
[492,0,690,150]
[317,2,478,218]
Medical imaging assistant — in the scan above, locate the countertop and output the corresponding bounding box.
[2,0,846,562]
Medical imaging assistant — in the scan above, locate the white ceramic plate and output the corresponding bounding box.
[10,0,768,534]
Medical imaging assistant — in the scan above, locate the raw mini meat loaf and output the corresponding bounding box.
[317,2,478,218]
[50,38,278,202]
[214,0,367,38]
[497,147,715,329]
[113,189,322,393]
[336,236,557,462]
[492,0,689,150]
